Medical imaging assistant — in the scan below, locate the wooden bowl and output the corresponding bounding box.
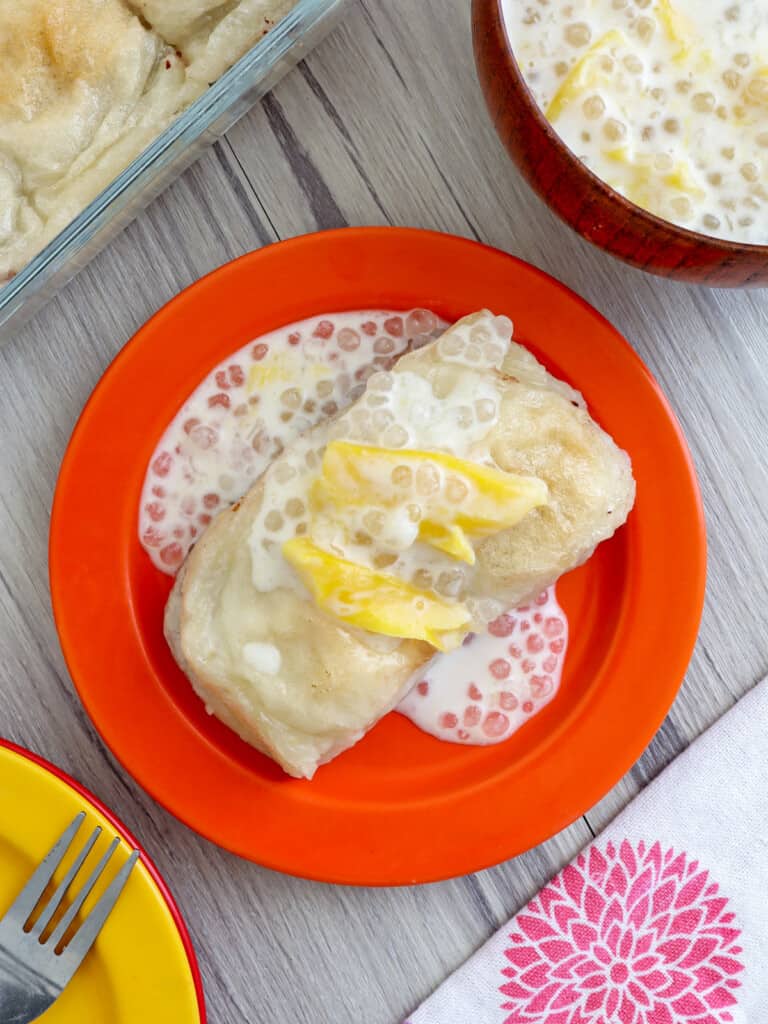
[472,0,768,287]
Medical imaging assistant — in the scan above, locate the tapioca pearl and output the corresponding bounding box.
[416,680,429,696]
[457,729,471,742]
[526,634,545,654]
[478,599,503,624]
[321,400,339,417]
[530,675,553,699]
[294,522,308,536]
[439,712,458,730]
[368,371,393,392]
[152,452,173,477]
[544,616,564,637]
[489,613,516,638]
[303,398,317,414]
[415,463,439,496]
[533,612,542,624]
[248,395,260,406]
[202,493,220,510]
[361,321,378,336]
[304,450,318,470]
[146,501,165,522]
[469,324,492,347]
[338,328,360,351]
[366,393,388,411]
[508,644,522,660]
[285,498,306,518]
[438,334,466,363]
[251,343,269,361]
[180,496,196,517]
[198,513,212,527]
[142,526,166,548]
[518,603,530,612]
[455,406,474,429]
[190,424,218,450]
[499,692,518,711]
[437,570,465,599]
[464,705,482,727]
[482,711,509,738]
[252,432,271,454]
[535,592,548,606]
[373,552,398,569]
[189,526,198,539]
[384,316,403,337]
[412,568,434,591]
[521,658,535,673]
[160,543,184,568]
[468,682,483,701]
[522,701,534,714]
[151,485,165,499]
[363,510,385,535]
[313,320,334,339]
[490,658,511,680]
[406,310,437,336]
[549,638,565,654]
[183,417,200,435]
[280,387,302,410]
[462,633,476,647]
[208,393,230,410]
[264,510,285,532]
[493,315,513,338]
[316,379,334,399]
[520,620,531,633]
[404,503,421,525]
[543,654,558,673]
[475,398,497,423]
[382,425,408,448]
[219,473,236,491]
[445,476,469,504]
[391,465,413,488]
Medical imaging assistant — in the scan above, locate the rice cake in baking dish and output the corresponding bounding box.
[123,0,299,93]
[0,0,298,282]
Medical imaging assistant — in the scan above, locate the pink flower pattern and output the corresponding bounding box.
[500,840,744,1024]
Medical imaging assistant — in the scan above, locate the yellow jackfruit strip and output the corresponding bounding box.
[283,537,470,651]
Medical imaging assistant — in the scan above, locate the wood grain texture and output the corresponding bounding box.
[0,0,766,1021]
[473,0,768,287]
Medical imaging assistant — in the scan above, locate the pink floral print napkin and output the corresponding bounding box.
[405,679,767,1024]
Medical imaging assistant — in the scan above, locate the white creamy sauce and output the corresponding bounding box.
[397,587,567,744]
[140,308,571,748]
[504,0,768,242]
[242,642,282,677]
[245,313,517,635]
[139,309,446,572]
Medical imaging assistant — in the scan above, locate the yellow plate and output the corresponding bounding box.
[0,740,205,1023]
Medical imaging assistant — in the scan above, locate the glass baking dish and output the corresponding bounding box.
[0,0,346,339]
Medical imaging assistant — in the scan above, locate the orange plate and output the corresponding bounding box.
[50,228,705,885]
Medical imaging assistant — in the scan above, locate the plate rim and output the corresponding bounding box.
[49,226,707,884]
[0,737,206,1020]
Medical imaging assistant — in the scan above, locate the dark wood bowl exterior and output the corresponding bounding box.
[472,0,768,287]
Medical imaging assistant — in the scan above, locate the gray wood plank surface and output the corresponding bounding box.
[1,1,766,1021]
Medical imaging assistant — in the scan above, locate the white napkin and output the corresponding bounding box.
[406,680,767,1024]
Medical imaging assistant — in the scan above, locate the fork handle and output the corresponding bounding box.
[0,949,59,1024]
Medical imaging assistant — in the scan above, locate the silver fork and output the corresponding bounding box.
[0,812,139,1024]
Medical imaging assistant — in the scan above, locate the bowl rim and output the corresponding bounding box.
[480,0,768,257]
